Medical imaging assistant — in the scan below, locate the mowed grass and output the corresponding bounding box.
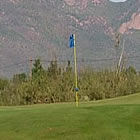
[0,94,140,140]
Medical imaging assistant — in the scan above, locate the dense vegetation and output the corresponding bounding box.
[0,59,140,106]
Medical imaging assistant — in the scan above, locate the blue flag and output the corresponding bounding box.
[69,34,74,48]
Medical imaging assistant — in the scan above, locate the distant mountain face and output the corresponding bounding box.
[0,0,140,77]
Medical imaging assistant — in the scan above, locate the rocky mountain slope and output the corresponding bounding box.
[0,0,140,77]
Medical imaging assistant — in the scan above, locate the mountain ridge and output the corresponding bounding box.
[0,0,140,77]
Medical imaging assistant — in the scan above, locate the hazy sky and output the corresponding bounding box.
[109,0,128,2]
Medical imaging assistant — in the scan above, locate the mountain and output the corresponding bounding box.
[0,0,140,77]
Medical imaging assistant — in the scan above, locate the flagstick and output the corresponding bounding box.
[73,34,79,107]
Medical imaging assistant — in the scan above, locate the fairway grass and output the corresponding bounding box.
[0,93,140,140]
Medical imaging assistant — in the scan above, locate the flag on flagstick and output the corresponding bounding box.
[69,34,79,107]
[69,34,75,48]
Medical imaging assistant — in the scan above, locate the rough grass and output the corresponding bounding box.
[0,93,140,140]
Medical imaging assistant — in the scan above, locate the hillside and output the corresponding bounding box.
[0,0,140,77]
[0,93,140,140]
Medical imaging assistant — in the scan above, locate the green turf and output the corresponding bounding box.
[0,93,140,140]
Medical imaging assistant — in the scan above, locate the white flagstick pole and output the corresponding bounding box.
[118,39,125,73]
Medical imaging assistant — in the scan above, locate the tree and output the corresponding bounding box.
[0,79,9,90]
[13,73,27,83]
[126,66,137,75]
[47,60,60,78]
[66,60,72,73]
[32,59,44,78]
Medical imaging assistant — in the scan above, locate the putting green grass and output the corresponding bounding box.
[0,93,140,140]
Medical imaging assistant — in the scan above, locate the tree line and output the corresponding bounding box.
[0,59,139,106]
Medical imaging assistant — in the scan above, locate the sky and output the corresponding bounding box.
[109,0,128,2]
